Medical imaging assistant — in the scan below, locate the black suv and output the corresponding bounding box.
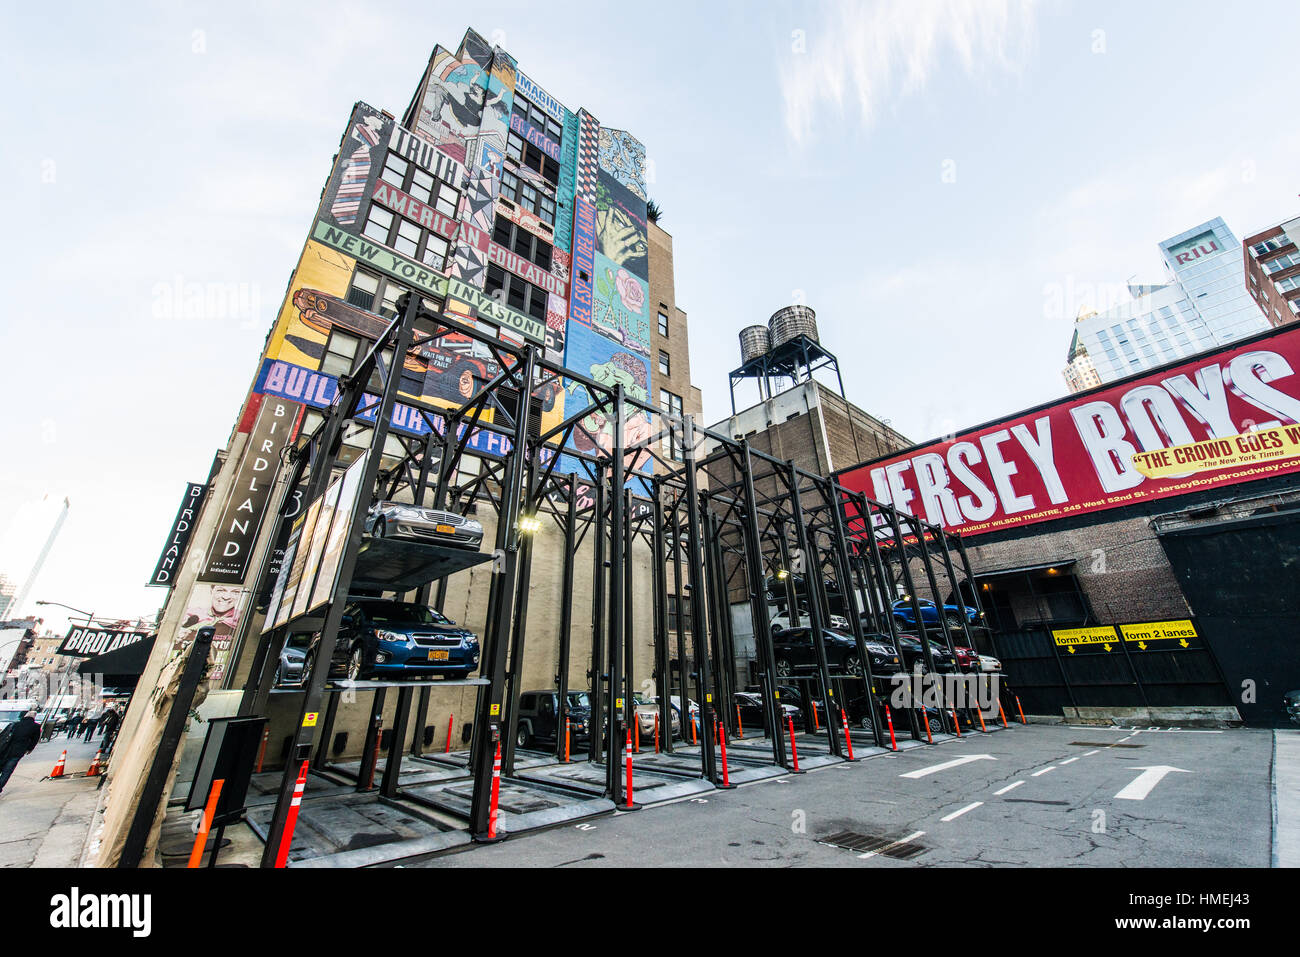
[771,627,901,679]
[516,690,594,748]
[312,599,480,681]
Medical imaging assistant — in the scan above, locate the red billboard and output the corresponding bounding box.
[838,326,1300,537]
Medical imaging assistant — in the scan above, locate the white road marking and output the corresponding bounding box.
[1031,766,1056,777]
[1084,749,1100,756]
[1059,757,1079,765]
[941,802,983,822]
[859,830,925,859]
[1115,765,1191,801]
[994,781,1025,795]
[899,754,996,779]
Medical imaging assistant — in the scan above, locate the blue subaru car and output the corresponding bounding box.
[317,599,480,682]
[891,597,981,629]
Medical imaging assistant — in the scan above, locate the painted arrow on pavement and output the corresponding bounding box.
[1114,765,1191,800]
[900,755,996,779]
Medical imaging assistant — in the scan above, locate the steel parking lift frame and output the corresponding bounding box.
[224,289,1003,866]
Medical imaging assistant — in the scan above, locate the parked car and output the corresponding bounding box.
[516,690,594,748]
[769,609,850,633]
[771,627,901,679]
[0,699,38,733]
[845,693,945,732]
[311,599,480,681]
[274,634,312,687]
[1285,690,1300,726]
[891,597,981,629]
[733,691,801,729]
[859,631,956,673]
[632,693,679,740]
[365,502,484,550]
[949,643,981,672]
[670,695,701,738]
[978,654,1003,673]
[777,684,827,725]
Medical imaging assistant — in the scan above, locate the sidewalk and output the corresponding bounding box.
[1274,729,1300,867]
[0,735,105,868]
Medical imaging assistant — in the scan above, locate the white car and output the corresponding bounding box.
[632,694,680,740]
[978,654,1003,673]
[770,610,851,633]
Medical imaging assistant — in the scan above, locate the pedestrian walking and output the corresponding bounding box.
[0,712,43,794]
[98,707,121,748]
[82,711,100,742]
[66,711,82,738]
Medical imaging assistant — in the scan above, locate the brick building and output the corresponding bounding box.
[1243,214,1300,328]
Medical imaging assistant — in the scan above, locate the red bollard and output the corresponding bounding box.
[564,718,571,763]
[488,741,502,839]
[718,718,730,787]
[736,703,744,739]
[786,715,800,772]
[951,709,962,738]
[274,761,309,868]
[975,702,988,732]
[366,730,383,790]
[256,728,269,773]
[921,708,934,744]
[445,713,454,754]
[654,713,660,753]
[840,708,854,760]
[635,716,641,754]
[885,705,898,751]
[997,701,1009,728]
[1015,695,1027,725]
[624,728,634,806]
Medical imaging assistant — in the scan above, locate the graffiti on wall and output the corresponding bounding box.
[591,251,650,356]
[319,104,392,228]
[559,322,653,476]
[414,46,488,165]
[595,172,648,276]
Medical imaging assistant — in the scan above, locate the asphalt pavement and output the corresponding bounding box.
[0,735,104,868]
[424,723,1275,867]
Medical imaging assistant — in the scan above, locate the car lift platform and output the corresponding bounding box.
[349,537,495,591]
[322,677,490,691]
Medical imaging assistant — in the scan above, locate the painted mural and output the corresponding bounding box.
[319,104,392,228]
[414,46,488,165]
[597,128,647,202]
[595,173,648,276]
[559,322,654,478]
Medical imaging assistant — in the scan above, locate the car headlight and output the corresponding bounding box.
[376,630,407,644]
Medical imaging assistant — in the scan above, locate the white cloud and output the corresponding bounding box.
[778,0,1039,144]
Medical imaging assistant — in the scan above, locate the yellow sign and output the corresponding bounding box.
[705,694,713,703]
[490,703,501,716]
[1051,626,1118,647]
[1120,620,1197,643]
[615,698,623,709]
[302,712,318,727]
[1132,426,1300,479]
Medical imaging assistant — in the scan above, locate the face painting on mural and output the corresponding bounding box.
[839,333,1300,537]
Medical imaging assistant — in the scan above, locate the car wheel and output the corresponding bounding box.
[373,517,386,539]
[945,611,964,628]
[775,657,793,678]
[843,654,863,677]
[517,724,532,748]
[859,714,874,732]
[300,652,315,687]
[346,645,365,682]
[273,663,284,688]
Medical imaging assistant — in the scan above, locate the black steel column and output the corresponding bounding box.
[380,685,413,797]
[606,386,627,803]
[467,345,536,839]
[502,452,538,775]
[908,515,959,734]
[651,485,671,752]
[681,415,716,780]
[556,475,577,760]
[588,467,606,763]
[740,446,784,764]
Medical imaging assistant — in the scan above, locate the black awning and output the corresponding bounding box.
[78,633,156,677]
[973,558,1078,578]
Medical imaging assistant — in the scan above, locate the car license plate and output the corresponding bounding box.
[436,524,456,534]
[431,650,450,660]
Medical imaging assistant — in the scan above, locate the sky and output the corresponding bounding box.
[1,0,1297,634]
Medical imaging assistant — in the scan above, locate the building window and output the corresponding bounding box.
[658,310,669,337]
[321,331,361,378]
[484,263,548,321]
[1264,251,1300,274]
[1252,236,1288,257]
[345,269,437,320]
[499,170,556,227]
[658,350,670,377]
[379,149,459,216]
[512,94,563,145]
[506,132,560,183]
[492,219,552,272]
[660,389,683,461]
[667,595,692,634]
[362,199,451,272]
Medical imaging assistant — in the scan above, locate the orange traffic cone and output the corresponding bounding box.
[86,750,104,776]
[49,750,67,778]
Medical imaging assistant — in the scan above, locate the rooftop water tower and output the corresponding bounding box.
[727,305,844,414]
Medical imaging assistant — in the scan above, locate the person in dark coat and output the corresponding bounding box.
[0,713,43,794]
[97,707,121,747]
[81,712,100,742]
